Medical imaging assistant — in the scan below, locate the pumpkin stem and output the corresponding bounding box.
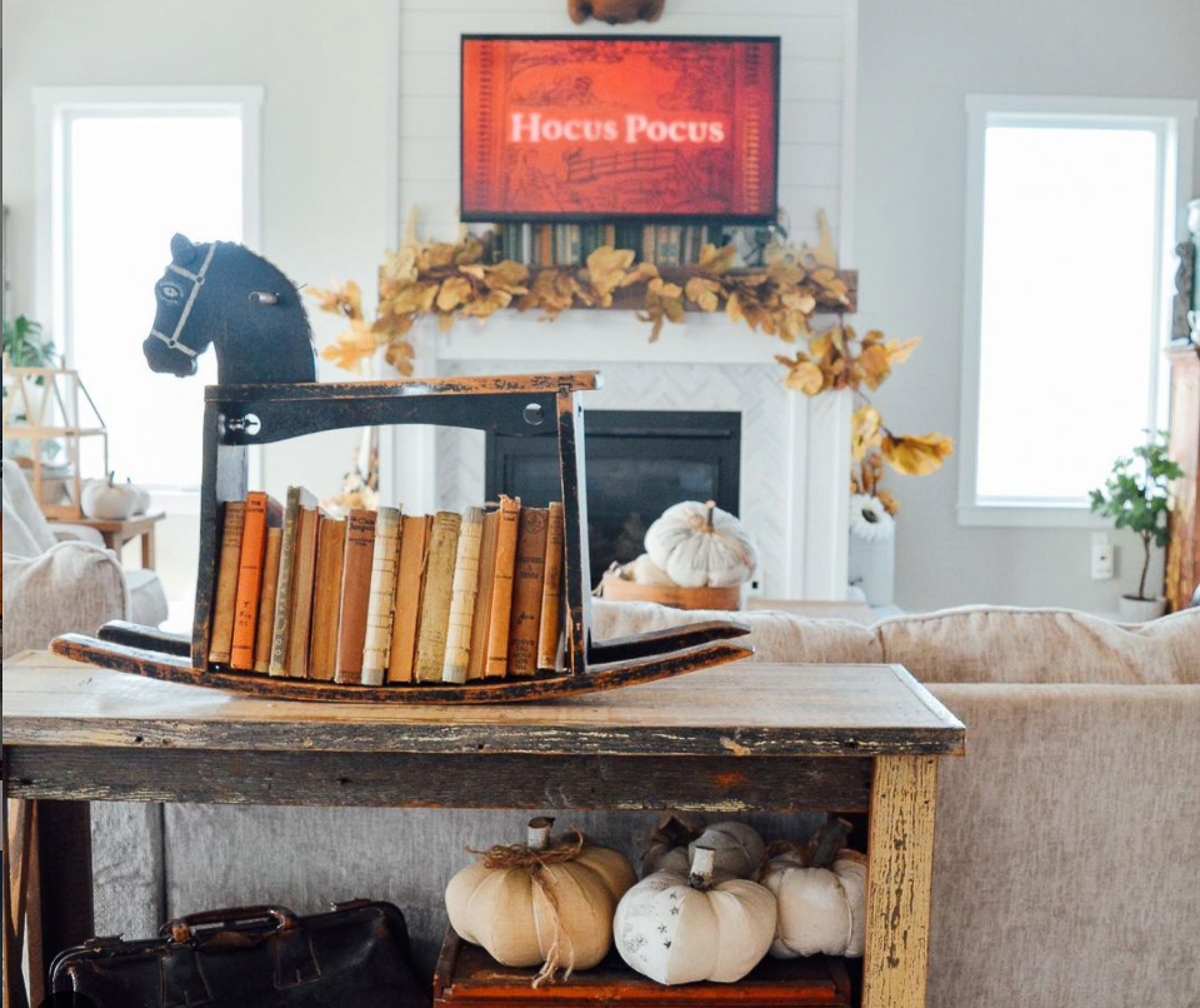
[527,816,554,851]
[689,845,717,889]
[107,470,116,487]
[802,813,854,868]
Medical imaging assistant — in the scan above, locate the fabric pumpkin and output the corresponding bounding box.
[644,500,758,588]
[615,845,776,985]
[759,815,867,958]
[445,817,635,984]
[641,815,766,879]
[81,473,138,521]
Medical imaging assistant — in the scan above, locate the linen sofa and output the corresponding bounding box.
[85,601,1200,1008]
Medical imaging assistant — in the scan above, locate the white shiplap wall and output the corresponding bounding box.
[396,0,855,254]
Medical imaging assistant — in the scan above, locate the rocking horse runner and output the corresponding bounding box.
[52,234,752,702]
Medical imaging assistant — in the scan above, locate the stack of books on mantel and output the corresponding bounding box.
[206,491,565,684]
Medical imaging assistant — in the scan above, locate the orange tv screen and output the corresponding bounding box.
[461,35,780,223]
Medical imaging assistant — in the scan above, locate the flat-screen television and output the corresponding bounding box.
[461,35,780,223]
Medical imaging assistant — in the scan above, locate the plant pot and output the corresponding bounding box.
[848,532,895,607]
[1117,595,1167,622]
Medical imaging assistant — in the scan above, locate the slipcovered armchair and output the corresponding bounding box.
[2,458,166,658]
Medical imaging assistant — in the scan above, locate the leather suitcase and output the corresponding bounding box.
[50,900,429,1008]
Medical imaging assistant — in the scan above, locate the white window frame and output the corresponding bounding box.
[32,85,264,511]
[958,94,1196,528]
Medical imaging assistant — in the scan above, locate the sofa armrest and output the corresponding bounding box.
[923,683,1200,1008]
[51,523,108,548]
[2,541,128,658]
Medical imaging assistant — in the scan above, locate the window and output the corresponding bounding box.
[959,96,1195,526]
[35,87,261,497]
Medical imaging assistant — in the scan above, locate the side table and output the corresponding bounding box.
[55,510,165,569]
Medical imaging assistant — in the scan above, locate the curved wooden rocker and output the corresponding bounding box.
[49,239,755,703]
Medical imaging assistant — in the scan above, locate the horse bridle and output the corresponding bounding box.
[149,241,217,358]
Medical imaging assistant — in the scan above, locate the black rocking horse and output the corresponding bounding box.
[50,234,752,702]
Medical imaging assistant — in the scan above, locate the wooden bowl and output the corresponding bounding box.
[599,570,743,611]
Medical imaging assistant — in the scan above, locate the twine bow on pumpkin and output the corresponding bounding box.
[467,827,589,986]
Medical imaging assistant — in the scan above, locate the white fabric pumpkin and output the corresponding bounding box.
[644,500,758,588]
[641,816,766,880]
[760,817,868,959]
[615,845,776,985]
[445,818,636,980]
[81,473,138,521]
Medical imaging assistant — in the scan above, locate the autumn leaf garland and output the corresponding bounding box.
[309,228,952,477]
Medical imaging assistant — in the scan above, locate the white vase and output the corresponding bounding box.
[1117,596,1167,622]
[848,533,895,607]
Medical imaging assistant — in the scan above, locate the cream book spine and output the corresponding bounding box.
[441,507,484,684]
[360,506,402,686]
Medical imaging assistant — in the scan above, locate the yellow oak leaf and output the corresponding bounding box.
[384,337,415,376]
[881,433,954,476]
[390,281,438,316]
[851,405,883,461]
[696,242,736,275]
[483,260,529,294]
[435,275,473,312]
[685,276,722,312]
[308,280,363,320]
[856,342,891,390]
[783,359,824,395]
[587,246,637,303]
[320,319,377,373]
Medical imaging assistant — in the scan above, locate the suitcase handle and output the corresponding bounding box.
[161,904,299,942]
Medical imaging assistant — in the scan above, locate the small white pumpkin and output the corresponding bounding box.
[760,816,867,959]
[125,478,151,515]
[644,500,758,588]
[81,472,138,521]
[445,817,635,982]
[615,845,776,985]
[641,815,766,880]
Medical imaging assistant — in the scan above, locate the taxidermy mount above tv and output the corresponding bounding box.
[460,35,780,225]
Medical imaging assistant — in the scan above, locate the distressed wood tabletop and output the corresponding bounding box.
[3,651,963,758]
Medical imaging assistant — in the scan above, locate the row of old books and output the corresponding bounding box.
[492,222,718,267]
[206,490,566,685]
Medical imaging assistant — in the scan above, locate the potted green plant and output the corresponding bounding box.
[1089,431,1184,621]
[3,314,59,462]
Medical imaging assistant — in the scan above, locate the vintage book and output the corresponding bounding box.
[308,516,347,681]
[414,511,462,682]
[387,514,432,683]
[484,495,521,678]
[268,486,317,677]
[508,506,549,676]
[207,500,247,665]
[335,509,378,684]
[252,526,284,673]
[230,492,281,670]
[361,506,402,686]
[442,507,484,684]
[536,501,565,672]
[284,505,322,678]
[466,510,500,681]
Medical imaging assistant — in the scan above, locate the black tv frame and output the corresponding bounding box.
[459,34,781,225]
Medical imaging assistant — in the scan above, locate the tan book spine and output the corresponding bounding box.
[442,507,484,684]
[285,506,321,678]
[361,507,402,686]
[414,511,462,682]
[207,500,246,665]
[387,515,431,683]
[230,492,270,669]
[334,509,377,684]
[466,510,499,681]
[268,486,316,677]
[252,527,283,672]
[307,516,347,680]
[537,501,565,671]
[508,507,549,676]
[484,495,521,678]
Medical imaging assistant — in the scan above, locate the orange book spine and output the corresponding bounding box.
[484,495,521,678]
[284,506,321,678]
[508,507,549,677]
[230,492,269,669]
[309,516,347,681]
[207,500,246,665]
[466,510,500,681]
[387,515,431,683]
[252,527,283,673]
[536,501,565,671]
[334,509,377,683]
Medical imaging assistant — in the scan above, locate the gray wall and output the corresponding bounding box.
[856,0,1200,612]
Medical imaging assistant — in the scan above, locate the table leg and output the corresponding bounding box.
[100,531,118,553]
[141,527,156,570]
[861,755,939,1008]
[29,801,93,1003]
[3,797,33,1008]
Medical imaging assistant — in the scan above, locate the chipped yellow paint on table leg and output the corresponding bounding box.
[862,755,939,1008]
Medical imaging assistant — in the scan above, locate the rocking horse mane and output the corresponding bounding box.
[143,234,317,385]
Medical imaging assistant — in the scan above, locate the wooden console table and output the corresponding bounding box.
[2,653,963,1008]
[53,510,165,570]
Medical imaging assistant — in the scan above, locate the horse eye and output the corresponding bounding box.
[160,284,182,300]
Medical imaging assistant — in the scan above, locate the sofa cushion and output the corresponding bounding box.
[126,568,169,628]
[592,599,882,664]
[2,457,60,554]
[877,605,1200,685]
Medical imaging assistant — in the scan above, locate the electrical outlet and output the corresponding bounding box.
[1091,533,1114,580]
[745,577,765,597]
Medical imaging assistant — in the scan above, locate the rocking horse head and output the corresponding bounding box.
[144,233,316,384]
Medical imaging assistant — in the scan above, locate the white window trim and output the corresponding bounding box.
[32,85,265,512]
[958,94,1196,529]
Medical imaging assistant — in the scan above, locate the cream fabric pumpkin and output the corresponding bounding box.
[644,500,758,588]
[445,818,636,981]
[615,846,776,985]
[759,817,868,959]
[641,816,766,880]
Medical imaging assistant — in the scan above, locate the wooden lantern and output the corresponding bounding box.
[2,364,108,520]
